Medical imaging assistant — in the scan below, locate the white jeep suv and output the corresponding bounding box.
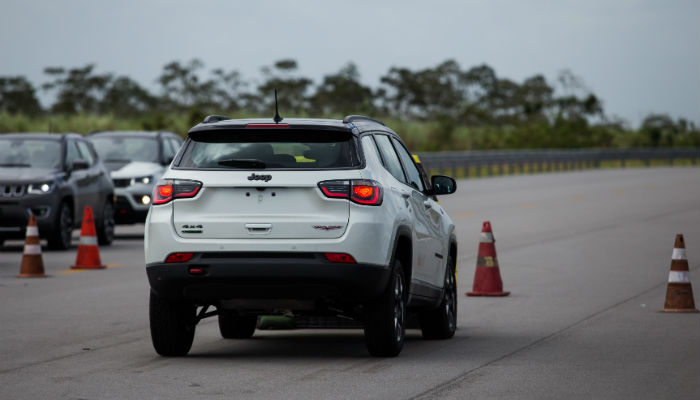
[145,115,457,357]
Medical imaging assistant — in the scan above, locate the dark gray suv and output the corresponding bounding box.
[0,133,115,249]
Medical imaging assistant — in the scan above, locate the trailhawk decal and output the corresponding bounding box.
[313,225,343,231]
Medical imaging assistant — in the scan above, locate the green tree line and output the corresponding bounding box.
[1,59,698,150]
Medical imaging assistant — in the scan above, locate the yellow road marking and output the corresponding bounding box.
[456,211,476,218]
[520,202,536,208]
[58,269,82,275]
[59,263,122,274]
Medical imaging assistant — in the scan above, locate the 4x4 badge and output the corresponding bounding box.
[247,173,272,182]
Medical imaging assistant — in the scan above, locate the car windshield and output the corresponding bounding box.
[91,136,158,163]
[179,130,360,169]
[0,139,62,169]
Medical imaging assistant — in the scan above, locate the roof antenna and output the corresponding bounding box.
[273,89,283,123]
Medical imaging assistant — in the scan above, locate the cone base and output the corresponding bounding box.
[659,308,699,313]
[71,265,106,270]
[17,273,48,278]
[466,291,510,297]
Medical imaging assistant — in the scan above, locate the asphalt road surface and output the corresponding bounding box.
[1,167,698,400]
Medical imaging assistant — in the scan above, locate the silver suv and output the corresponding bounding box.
[145,115,457,357]
[88,131,182,224]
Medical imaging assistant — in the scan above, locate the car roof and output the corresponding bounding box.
[88,130,177,138]
[0,132,81,140]
[189,115,397,137]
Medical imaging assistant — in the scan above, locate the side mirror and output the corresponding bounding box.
[72,159,90,171]
[430,175,457,195]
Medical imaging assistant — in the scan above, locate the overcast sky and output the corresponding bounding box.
[1,0,698,127]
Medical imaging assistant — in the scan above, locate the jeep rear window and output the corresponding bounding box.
[178,130,360,170]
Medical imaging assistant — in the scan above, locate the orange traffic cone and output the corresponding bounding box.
[466,221,510,297]
[71,206,106,270]
[660,234,698,313]
[18,214,47,278]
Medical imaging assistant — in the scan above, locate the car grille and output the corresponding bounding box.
[113,178,131,188]
[0,184,26,198]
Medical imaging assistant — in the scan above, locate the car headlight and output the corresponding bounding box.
[28,182,56,194]
[131,175,154,185]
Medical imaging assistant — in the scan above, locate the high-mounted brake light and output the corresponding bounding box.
[153,179,202,205]
[245,123,290,128]
[165,252,194,263]
[318,179,382,206]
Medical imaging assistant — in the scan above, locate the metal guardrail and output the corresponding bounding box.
[417,148,700,178]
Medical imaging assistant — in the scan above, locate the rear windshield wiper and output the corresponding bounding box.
[0,163,31,167]
[217,159,266,169]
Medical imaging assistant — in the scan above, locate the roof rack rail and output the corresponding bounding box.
[202,115,232,124]
[342,115,386,126]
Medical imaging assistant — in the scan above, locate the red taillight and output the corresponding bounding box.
[245,123,290,128]
[165,252,194,263]
[351,185,381,205]
[318,179,382,206]
[154,184,173,204]
[324,252,357,263]
[319,180,350,198]
[153,180,202,205]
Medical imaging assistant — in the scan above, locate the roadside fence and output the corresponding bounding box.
[417,148,700,179]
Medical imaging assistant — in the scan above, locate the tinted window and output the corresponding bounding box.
[90,136,159,163]
[161,137,176,161]
[361,135,383,165]
[374,135,406,183]
[169,138,182,154]
[76,141,95,165]
[179,130,360,170]
[391,137,424,191]
[0,138,61,169]
[66,141,82,166]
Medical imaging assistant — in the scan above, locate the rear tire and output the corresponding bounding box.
[218,310,257,339]
[47,201,72,250]
[149,291,196,356]
[364,260,406,357]
[420,256,457,340]
[97,201,115,245]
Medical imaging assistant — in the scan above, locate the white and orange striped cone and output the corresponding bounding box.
[466,221,510,297]
[18,214,47,278]
[71,206,106,270]
[660,234,698,313]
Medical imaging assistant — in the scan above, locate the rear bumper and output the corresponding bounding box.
[146,252,390,307]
